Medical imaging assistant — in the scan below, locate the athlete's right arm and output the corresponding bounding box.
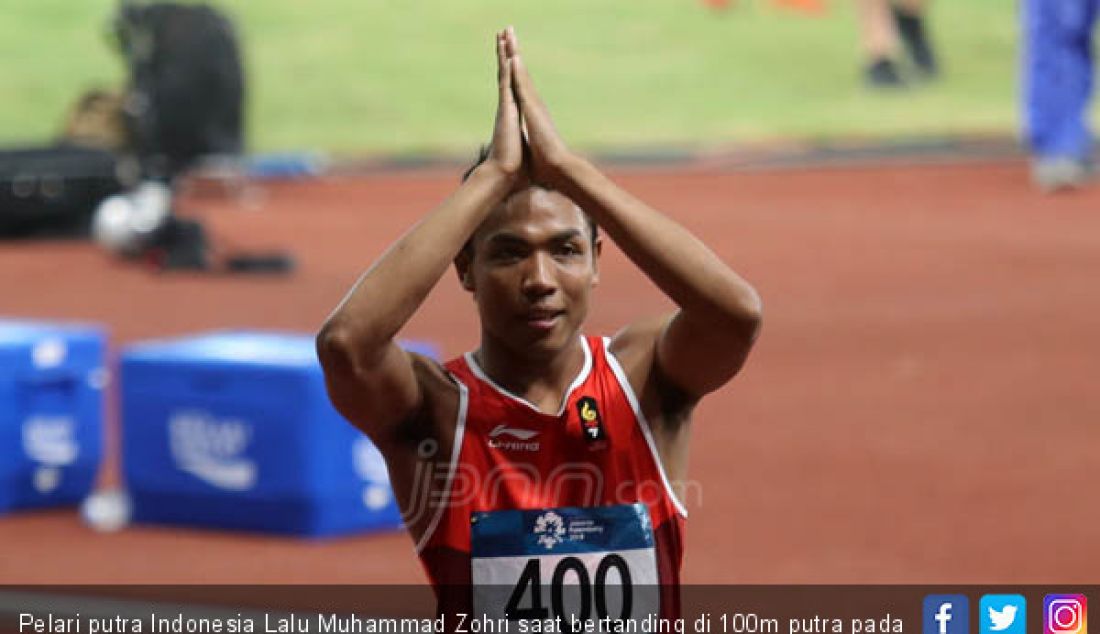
[316,30,523,438]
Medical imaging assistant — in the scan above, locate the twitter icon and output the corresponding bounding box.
[982,595,1027,634]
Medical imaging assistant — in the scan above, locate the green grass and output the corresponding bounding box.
[0,0,1033,156]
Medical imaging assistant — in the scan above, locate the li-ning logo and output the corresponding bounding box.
[168,411,257,491]
[487,424,540,451]
[533,511,566,549]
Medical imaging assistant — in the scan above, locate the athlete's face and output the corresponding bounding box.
[457,187,600,357]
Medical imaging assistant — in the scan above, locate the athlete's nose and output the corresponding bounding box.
[521,251,557,299]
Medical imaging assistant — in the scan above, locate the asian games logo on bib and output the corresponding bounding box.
[534,511,566,549]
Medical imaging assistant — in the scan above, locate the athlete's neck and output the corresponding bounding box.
[473,334,587,415]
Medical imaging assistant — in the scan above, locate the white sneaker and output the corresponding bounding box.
[1032,157,1089,193]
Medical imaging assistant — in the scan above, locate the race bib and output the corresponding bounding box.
[470,504,660,625]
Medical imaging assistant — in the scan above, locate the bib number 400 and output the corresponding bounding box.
[504,554,633,622]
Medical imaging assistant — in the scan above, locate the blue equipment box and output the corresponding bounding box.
[0,319,107,513]
[119,330,437,536]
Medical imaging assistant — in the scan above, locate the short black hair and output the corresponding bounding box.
[459,145,599,258]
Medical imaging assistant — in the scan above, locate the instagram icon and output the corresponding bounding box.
[1045,595,1088,634]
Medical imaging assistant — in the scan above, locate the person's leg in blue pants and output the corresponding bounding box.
[1023,0,1100,190]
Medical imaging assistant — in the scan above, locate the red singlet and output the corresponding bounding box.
[416,335,687,618]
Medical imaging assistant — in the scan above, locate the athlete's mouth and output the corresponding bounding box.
[522,309,564,329]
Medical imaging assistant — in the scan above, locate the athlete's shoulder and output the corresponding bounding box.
[607,315,674,373]
[441,352,469,376]
[377,351,462,445]
[413,351,462,391]
[605,315,698,425]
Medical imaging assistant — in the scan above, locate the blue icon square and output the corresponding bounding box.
[925,595,971,634]
[981,595,1027,634]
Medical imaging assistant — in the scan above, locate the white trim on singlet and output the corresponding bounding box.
[601,336,690,519]
[463,336,592,418]
[414,379,469,554]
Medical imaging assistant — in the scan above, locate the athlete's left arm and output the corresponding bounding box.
[566,158,763,398]
[505,29,763,399]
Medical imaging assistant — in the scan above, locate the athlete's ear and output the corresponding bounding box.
[454,250,475,292]
[590,237,602,287]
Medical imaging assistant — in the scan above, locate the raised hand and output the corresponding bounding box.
[502,27,572,186]
[487,29,524,180]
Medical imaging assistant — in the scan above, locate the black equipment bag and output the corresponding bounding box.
[0,146,125,239]
[115,2,245,178]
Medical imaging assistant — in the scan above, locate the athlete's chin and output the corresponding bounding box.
[512,325,578,356]
[513,332,560,352]
[521,338,568,358]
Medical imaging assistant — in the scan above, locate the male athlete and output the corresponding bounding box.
[317,28,762,621]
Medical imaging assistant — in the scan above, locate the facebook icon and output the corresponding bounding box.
[925,595,971,634]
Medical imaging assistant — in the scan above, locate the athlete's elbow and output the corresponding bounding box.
[316,322,354,378]
[315,320,385,380]
[718,285,763,341]
[741,287,764,333]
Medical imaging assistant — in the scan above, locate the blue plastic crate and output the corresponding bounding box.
[119,330,437,536]
[0,319,107,513]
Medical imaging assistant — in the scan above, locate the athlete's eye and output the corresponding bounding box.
[553,243,582,258]
[489,245,526,262]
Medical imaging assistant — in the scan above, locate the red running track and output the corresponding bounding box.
[0,159,1096,584]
